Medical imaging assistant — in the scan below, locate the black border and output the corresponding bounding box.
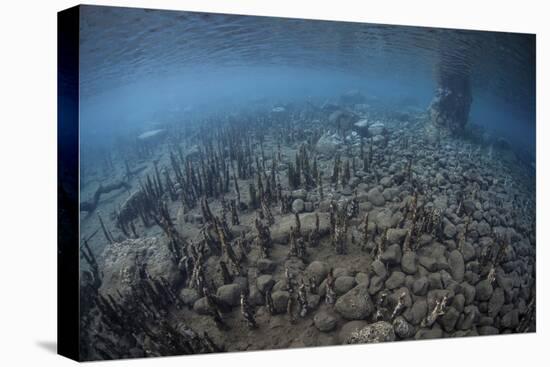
[57,5,80,361]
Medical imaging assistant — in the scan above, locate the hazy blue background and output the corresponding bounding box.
[78,5,536,158]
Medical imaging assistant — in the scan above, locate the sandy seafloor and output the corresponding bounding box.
[78,102,535,360]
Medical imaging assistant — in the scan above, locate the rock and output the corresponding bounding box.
[478,326,499,336]
[291,189,307,200]
[217,284,242,307]
[443,220,457,239]
[272,291,290,314]
[271,213,331,244]
[385,271,406,290]
[256,275,275,294]
[404,299,427,326]
[401,251,417,275]
[475,279,494,301]
[461,282,476,305]
[99,237,182,301]
[314,311,338,332]
[412,277,429,296]
[371,260,387,278]
[292,199,305,213]
[488,287,505,317]
[316,132,342,157]
[448,250,465,282]
[415,327,443,340]
[306,261,330,285]
[501,309,519,329]
[308,294,321,310]
[477,220,491,237]
[304,202,313,212]
[333,267,352,278]
[418,256,438,272]
[193,297,210,315]
[367,187,386,206]
[439,307,460,332]
[179,288,200,306]
[355,272,370,286]
[462,242,476,262]
[347,321,395,344]
[257,258,277,274]
[335,285,374,320]
[428,272,443,290]
[393,316,415,339]
[381,244,402,265]
[249,286,264,306]
[339,320,368,342]
[368,276,385,295]
[368,122,386,136]
[335,276,357,295]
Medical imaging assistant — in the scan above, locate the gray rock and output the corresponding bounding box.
[193,297,210,315]
[335,285,375,320]
[308,294,321,310]
[291,189,307,200]
[257,258,277,274]
[387,228,408,244]
[347,321,395,344]
[428,272,443,290]
[335,276,357,295]
[488,287,505,317]
[292,199,305,213]
[371,260,387,278]
[501,309,519,329]
[461,282,476,305]
[393,316,415,339]
[443,221,457,239]
[314,310,338,332]
[179,288,200,306]
[478,326,499,335]
[404,299,427,326]
[477,220,491,237]
[401,251,417,275]
[256,275,275,294]
[355,272,370,286]
[462,243,476,262]
[339,320,368,343]
[216,284,242,307]
[419,256,438,272]
[448,250,465,282]
[475,279,494,301]
[272,291,290,314]
[439,306,460,332]
[306,261,329,285]
[415,327,443,340]
[385,271,406,290]
[368,275,385,295]
[367,187,386,206]
[412,277,429,296]
[381,244,402,265]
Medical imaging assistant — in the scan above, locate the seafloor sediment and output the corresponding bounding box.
[78,99,535,360]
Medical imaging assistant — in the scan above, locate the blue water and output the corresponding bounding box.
[79,5,535,158]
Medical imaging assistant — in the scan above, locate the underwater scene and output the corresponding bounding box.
[77,5,536,360]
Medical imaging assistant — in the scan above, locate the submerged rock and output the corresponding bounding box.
[335,285,374,320]
[346,321,395,344]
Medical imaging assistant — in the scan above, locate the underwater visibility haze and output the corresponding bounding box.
[77,5,536,361]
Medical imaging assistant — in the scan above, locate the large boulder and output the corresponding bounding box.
[335,285,374,320]
[271,213,330,244]
[305,261,330,285]
[99,237,182,301]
